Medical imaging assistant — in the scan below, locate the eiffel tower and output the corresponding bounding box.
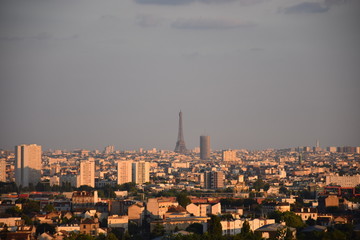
[174,111,187,153]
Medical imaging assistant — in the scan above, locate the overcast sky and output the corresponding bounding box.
[0,0,359,151]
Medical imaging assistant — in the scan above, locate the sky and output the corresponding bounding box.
[0,0,359,151]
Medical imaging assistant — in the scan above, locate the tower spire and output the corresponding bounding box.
[174,111,187,153]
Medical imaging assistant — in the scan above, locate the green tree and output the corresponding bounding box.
[102,185,116,199]
[36,223,55,236]
[268,211,283,223]
[118,182,137,193]
[282,212,305,229]
[36,182,51,192]
[23,200,40,214]
[186,223,203,235]
[177,192,191,208]
[106,233,118,240]
[5,206,22,216]
[77,185,94,192]
[284,228,295,240]
[305,217,316,226]
[208,215,222,239]
[151,223,165,238]
[279,186,289,195]
[21,214,33,225]
[64,233,94,240]
[43,204,55,213]
[253,179,269,192]
[241,221,250,236]
[128,221,139,236]
[95,234,107,240]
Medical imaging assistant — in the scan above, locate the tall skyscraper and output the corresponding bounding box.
[0,158,6,182]
[117,160,133,185]
[313,140,321,152]
[77,158,95,187]
[104,145,115,154]
[15,144,42,187]
[200,136,210,160]
[132,161,150,184]
[174,111,187,154]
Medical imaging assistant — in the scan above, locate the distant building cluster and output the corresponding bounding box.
[0,114,359,239]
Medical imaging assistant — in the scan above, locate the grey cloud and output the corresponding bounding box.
[182,51,201,59]
[198,0,236,3]
[0,32,52,42]
[284,2,329,14]
[0,32,78,42]
[136,15,162,27]
[325,0,350,6]
[134,0,265,5]
[134,0,194,5]
[199,0,265,5]
[0,36,26,42]
[250,47,265,52]
[171,18,255,30]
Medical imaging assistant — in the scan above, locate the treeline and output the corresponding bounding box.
[0,181,139,199]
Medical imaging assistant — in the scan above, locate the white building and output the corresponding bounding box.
[56,224,80,233]
[0,217,22,227]
[15,144,42,187]
[221,218,276,236]
[325,175,360,188]
[222,150,238,162]
[186,202,221,217]
[117,160,133,185]
[132,161,150,184]
[104,145,115,154]
[77,158,95,188]
[108,215,128,230]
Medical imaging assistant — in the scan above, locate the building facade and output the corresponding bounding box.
[0,158,6,182]
[200,136,210,160]
[222,150,238,162]
[117,160,133,185]
[204,171,224,189]
[325,175,360,188]
[132,161,150,184]
[15,144,42,187]
[77,158,95,188]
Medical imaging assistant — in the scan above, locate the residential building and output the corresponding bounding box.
[325,175,360,188]
[186,202,221,217]
[255,223,296,239]
[77,158,95,188]
[204,171,224,189]
[128,203,145,225]
[107,215,128,230]
[80,218,99,237]
[132,161,149,184]
[0,158,6,182]
[294,208,318,221]
[147,197,179,219]
[72,191,98,211]
[222,150,238,162]
[15,144,42,187]
[117,160,132,185]
[104,145,115,154]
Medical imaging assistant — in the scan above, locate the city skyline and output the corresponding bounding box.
[0,0,359,151]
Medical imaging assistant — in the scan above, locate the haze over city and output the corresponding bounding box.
[0,0,359,151]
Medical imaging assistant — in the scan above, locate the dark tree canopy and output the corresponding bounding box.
[208,215,222,239]
[177,192,191,208]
